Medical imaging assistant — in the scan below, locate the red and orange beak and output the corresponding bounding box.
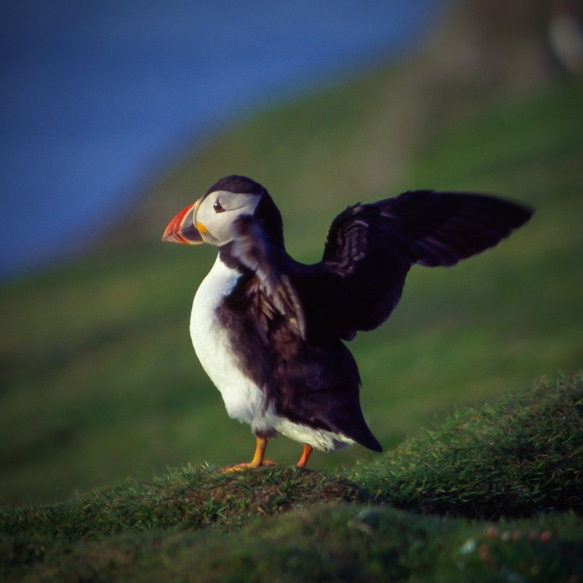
[161,199,204,244]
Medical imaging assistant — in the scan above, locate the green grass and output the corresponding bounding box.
[2,374,582,581]
[352,374,583,519]
[6,509,582,582]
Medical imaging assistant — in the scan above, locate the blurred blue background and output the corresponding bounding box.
[0,0,441,280]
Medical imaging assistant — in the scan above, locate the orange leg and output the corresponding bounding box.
[221,436,276,472]
[296,444,313,468]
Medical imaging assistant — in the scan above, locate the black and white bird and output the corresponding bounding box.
[162,175,532,469]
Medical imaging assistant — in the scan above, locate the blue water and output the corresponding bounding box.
[0,0,441,281]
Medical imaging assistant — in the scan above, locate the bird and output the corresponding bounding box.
[162,175,533,470]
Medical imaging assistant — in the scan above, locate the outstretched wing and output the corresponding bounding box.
[317,190,533,339]
[230,215,306,340]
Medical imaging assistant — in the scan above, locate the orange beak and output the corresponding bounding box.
[161,200,204,244]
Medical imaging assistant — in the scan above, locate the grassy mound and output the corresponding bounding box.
[353,373,583,518]
[2,374,582,581]
[0,468,361,543]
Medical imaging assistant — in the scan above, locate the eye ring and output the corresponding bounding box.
[213,200,224,213]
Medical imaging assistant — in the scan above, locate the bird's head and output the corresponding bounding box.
[162,175,283,248]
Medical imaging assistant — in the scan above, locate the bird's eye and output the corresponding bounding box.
[213,200,224,213]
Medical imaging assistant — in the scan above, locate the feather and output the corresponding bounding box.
[316,190,533,338]
[231,215,306,339]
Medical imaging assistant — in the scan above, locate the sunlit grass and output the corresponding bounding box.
[1,375,581,582]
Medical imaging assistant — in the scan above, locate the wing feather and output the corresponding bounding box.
[318,190,533,338]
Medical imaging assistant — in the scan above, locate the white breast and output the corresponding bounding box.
[190,256,271,433]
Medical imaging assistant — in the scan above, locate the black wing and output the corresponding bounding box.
[230,215,306,340]
[316,190,533,339]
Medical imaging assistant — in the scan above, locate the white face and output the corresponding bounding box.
[194,190,261,246]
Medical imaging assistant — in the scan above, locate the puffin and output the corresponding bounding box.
[162,175,532,469]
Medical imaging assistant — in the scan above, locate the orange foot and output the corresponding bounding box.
[221,459,276,472]
[220,436,275,472]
